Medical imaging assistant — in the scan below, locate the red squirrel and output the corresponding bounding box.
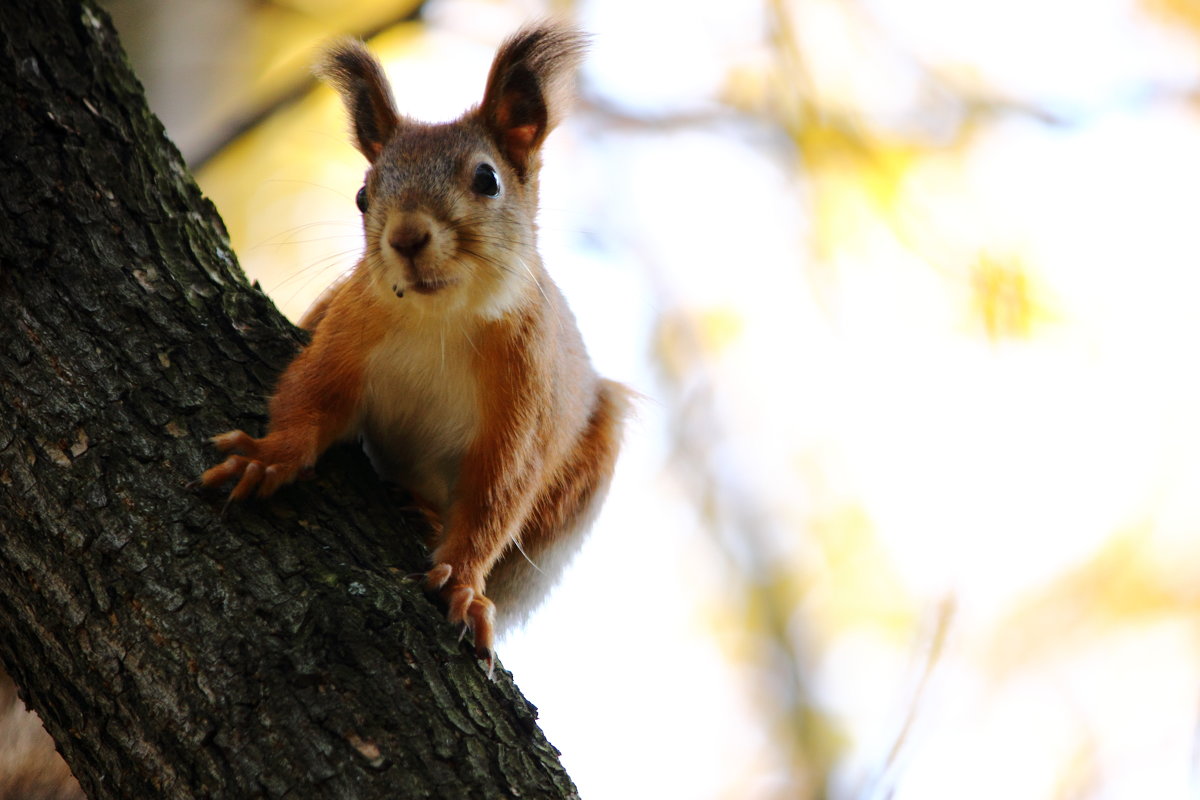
[200,23,629,669]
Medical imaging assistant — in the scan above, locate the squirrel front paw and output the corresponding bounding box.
[424,563,497,672]
[197,430,313,501]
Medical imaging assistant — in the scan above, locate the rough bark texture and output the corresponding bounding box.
[0,2,579,798]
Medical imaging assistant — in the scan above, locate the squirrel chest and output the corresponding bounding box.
[356,302,483,511]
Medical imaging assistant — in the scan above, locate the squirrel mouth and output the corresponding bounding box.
[408,277,453,295]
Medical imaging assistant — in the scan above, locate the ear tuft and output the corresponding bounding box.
[315,38,401,163]
[480,23,589,176]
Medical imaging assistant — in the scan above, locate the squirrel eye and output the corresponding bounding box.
[355,185,369,213]
[471,163,500,197]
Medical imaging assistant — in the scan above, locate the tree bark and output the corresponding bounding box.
[0,2,579,798]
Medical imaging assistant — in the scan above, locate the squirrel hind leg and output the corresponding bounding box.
[487,379,630,634]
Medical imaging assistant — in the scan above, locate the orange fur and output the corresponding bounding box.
[200,23,628,669]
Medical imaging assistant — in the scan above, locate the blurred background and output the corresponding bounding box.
[102,0,1200,797]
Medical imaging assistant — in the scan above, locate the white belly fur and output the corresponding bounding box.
[359,322,480,511]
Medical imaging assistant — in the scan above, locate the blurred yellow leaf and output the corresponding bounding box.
[1144,0,1200,36]
[986,528,1200,675]
[811,504,915,635]
[654,307,745,380]
[969,253,1056,340]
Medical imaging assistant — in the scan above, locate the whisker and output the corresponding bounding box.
[508,534,543,574]
[257,233,363,248]
[515,256,550,305]
[248,220,362,249]
[271,251,361,312]
[458,321,482,357]
[260,178,361,203]
[271,247,360,291]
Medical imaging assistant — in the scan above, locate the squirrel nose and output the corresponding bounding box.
[388,222,431,259]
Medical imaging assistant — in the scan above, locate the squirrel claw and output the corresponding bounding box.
[420,569,497,672]
[479,648,495,679]
[424,562,453,591]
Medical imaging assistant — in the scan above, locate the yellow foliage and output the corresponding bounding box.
[986,528,1199,675]
[799,123,918,216]
[654,307,745,381]
[1144,0,1200,35]
[969,253,1057,340]
[809,504,915,636]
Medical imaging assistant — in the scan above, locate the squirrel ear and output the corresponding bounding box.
[315,39,400,163]
[479,24,588,176]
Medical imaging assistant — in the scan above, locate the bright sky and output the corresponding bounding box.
[201,0,1200,797]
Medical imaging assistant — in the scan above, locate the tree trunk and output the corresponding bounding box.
[0,2,579,798]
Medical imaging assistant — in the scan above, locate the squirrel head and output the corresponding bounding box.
[315,24,587,316]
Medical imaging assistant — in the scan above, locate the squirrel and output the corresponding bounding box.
[199,23,630,670]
